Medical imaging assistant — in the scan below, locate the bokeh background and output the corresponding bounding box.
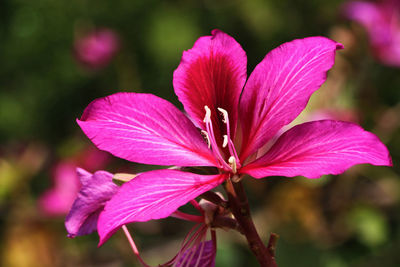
[0,0,399,266]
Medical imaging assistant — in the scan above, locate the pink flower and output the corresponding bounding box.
[74,28,119,70]
[65,168,119,237]
[77,30,392,245]
[39,147,110,216]
[39,161,80,216]
[343,0,400,66]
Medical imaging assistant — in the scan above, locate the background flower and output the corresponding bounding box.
[74,28,120,70]
[38,147,110,216]
[343,0,400,66]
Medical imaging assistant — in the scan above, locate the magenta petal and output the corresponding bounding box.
[343,1,400,67]
[173,29,247,138]
[176,240,216,267]
[239,37,343,161]
[78,92,216,167]
[241,120,392,179]
[76,168,92,186]
[343,2,381,25]
[65,169,118,238]
[343,1,387,43]
[97,170,227,245]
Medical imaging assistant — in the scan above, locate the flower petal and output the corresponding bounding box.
[343,1,400,67]
[76,167,92,186]
[65,169,118,238]
[342,1,384,33]
[97,170,227,245]
[239,37,343,161]
[343,1,387,44]
[78,92,216,167]
[241,120,392,179]
[173,29,247,138]
[176,240,216,267]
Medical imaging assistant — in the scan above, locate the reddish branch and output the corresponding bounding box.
[224,178,278,267]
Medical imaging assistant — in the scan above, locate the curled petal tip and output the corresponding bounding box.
[336,42,345,50]
[211,29,223,36]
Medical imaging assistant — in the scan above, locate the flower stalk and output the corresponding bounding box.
[224,178,277,267]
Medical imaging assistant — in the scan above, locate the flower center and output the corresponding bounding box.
[202,106,241,173]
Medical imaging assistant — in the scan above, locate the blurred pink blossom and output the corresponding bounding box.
[65,168,118,237]
[39,161,80,216]
[39,147,110,216]
[74,28,120,70]
[343,0,400,66]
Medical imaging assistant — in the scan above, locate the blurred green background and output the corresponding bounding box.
[0,0,399,266]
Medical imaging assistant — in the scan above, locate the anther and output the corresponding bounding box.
[216,107,241,169]
[228,156,237,174]
[201,130,211,148]
[203,105,231,171]
[217,108,228,124]
[203,106,211,123]
[222,135,228,148]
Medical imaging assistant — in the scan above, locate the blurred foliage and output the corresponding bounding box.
[0,0,399,266]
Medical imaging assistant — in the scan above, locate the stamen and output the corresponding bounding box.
[217,107,228,123]
[222,135,228,148]
[171,210,204,223]
[201,130,211,148]
[217,107,241,169]
[122,225,150,267]
[178,224,202,253]
[228,156,237,174]
[203,106,212,123]
[193,233,207,267]
[176,225,207,267]
[203,106,231,171]
[228,139,241,168]
[174,224,203,267]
